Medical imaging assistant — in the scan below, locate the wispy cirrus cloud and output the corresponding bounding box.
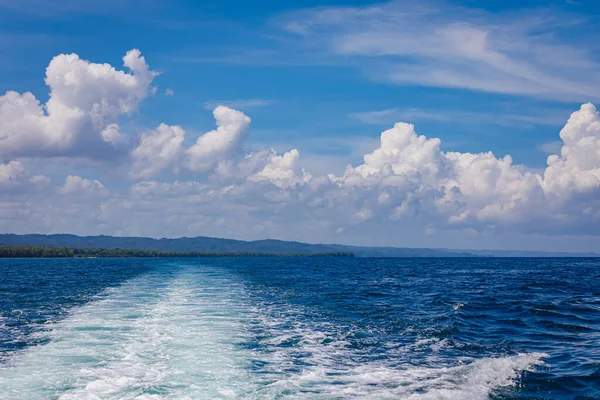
[203,99,277,110]
[167,46,340,68]
[277,0,600,101]
[351,109,450,125]
[538,141,563,154]
[351,107,572,127]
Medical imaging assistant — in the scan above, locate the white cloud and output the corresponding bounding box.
[538,141,563,155]
[165,88,175,96]
[352,109,450,125]
[2,49,600,251]
[352,108,569,127]
[543,103,600,196]
[203,99,274,110]
[248,149,312,188]
[186,106,251,172]
[4,102,600,244]
[58,175,108,195]
[130,105,303,183]
[331,122,544,230]
[130,124,186,179]
[0,160,27,184]
[327,105,599,234]
[0,49,156,159]
[279,1,600,101]
[0,160,49,193]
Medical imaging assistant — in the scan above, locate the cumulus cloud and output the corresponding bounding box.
[0,160,49,193]
[58,175,108,196]
[127,105,258,179]
[2,49,600,249]
[248,149,312,188]
[325,105,599,233]
[324,122,545,231]
[130,124,186,179]
[4,101,600,242]
[543,103,600,196]
[0,160,27,185]
[127,104,309,185]
[186,106,251,172]
[0,49,156,159]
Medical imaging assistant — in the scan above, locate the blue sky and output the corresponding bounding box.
[1,0,600,251]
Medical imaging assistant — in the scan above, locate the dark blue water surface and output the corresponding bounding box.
[0,257,599,399]
[0,258,153,360]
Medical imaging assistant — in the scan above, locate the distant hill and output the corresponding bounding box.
[0,234,475,257]
[0,234,597,257]
[0,245,353,258]
[0,234,338,254]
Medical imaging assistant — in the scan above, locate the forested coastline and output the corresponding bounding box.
[0,245,354,258]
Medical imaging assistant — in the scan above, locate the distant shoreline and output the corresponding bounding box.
[0,234,597,258]
[0,245,355,258]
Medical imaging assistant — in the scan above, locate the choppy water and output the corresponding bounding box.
[0,258,599,399]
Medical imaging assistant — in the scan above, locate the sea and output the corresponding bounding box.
[0,257,598,399]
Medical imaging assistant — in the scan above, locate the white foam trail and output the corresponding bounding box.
[0,263,548,399]
[241,296,548,399]
[256,353,547,399]
[0,266,259,399]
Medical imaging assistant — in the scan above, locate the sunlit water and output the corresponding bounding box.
[1,258,599,399]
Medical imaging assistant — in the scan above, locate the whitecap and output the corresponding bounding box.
[0,264,548,399]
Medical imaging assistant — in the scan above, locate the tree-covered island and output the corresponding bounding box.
[0,245,355,258]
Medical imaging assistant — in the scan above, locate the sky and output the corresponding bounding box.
[1,0,600,252]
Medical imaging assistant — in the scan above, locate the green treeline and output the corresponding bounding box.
[0,245,354,258]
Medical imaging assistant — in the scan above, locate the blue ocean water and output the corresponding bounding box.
[0,258,598,399]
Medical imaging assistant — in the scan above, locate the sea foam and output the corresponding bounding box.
[0,263,547,399]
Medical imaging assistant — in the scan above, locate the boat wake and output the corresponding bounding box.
[0,264,547,399]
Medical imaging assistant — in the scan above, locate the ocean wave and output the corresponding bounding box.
[258,353,547,399]
[0,260,565,399]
